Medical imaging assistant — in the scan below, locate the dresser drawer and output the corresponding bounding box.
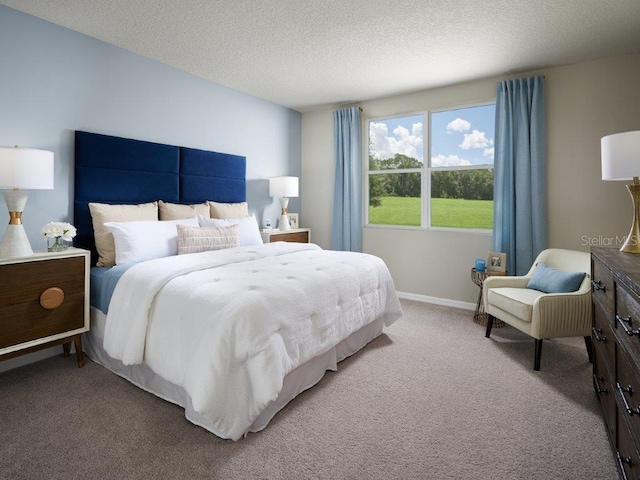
[617,347,640,441]
[595,344,617,444]
[592,257,614,317]
[616,286,640,359]
[0,256,85,349]
[593,303,616,372]
[617,413,640,480]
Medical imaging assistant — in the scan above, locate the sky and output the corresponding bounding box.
[369,104,495,167]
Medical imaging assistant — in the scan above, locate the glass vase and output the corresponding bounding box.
[47,236,68,252]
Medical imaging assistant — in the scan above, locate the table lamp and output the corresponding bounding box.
[269,176,298,231]
[0,146,54,258]
[602,131,640,253]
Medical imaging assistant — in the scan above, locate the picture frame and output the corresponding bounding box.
[487,252,507,273]
[288,213,299,229]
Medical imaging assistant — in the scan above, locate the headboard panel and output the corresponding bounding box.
[73,131,246,262]
[179,147,246,204]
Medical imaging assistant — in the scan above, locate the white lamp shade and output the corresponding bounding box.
[601,131,640,181]
[0,147,54,189]
[269,176,299,198]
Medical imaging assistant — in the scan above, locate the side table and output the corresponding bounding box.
[471,268,507,327]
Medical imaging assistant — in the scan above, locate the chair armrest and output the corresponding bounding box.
[483,275,530,290]
[532,288,592,338]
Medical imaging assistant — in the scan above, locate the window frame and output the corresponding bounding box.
[364,100,495,234]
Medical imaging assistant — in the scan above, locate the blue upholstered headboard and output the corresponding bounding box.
[74,130,246,262]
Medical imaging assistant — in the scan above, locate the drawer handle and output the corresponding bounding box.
[592,280,606,292]
[592,327,607,342]
[617,383,640,415]
[617,451,632,480]
[40,287,65,310]
[594,374,608,394]
[617,314,639,336]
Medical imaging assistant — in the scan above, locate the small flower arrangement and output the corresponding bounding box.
[41,222,77,252]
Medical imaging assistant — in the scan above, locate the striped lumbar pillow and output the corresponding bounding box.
[176,224,239,255]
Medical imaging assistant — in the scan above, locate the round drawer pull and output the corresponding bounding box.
[40,287,65,309]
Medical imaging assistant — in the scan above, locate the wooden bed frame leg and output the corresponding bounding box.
[534,339,543,371]
[485,314,494,338]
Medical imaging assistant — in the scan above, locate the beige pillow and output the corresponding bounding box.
[158,200,209,220]
[177,224,239,254]
[208,201,249,219]
[89,202,158,267]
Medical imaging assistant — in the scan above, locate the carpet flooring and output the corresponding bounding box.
[0,299,619,479]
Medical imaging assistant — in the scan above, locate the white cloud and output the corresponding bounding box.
[369,121,423,160]
[460,129,490,150]
[431,154,471,167]
[447,118,471,133]
[483,147,494,159]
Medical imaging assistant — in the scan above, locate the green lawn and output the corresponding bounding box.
[368,196,493,229]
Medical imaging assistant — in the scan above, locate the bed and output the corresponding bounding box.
[74,130,402,440]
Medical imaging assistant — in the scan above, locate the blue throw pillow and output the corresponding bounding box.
[527,263,586,293]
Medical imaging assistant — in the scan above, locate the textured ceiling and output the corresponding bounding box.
[2,0,640,112]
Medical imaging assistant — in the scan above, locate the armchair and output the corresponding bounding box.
[483,248,592,371]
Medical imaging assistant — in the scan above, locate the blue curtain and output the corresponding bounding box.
[493,76,547,275]
[332,107,362,252]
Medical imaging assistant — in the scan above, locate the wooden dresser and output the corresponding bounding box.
[592,247,640,479]
[0,248,90,368]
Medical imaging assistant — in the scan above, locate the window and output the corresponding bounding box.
[367,104,495,230]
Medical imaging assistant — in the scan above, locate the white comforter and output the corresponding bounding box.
[104,242,402,440]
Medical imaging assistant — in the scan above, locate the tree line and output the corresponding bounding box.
[369,154,493,207]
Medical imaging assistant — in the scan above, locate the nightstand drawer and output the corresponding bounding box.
[592,257,614,317]
[0,293,84,349]
[261,228,311,244]
[0,256,85,349]
[269,231,309,243]
[0,257,84,307]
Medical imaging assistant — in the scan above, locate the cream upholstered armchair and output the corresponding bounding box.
[483,248,592,371]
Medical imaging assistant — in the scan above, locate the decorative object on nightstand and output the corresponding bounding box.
[470,267,506,327]
[0,248,90,368]
[269,176,298,231]
[288,213,299,229]
[41,221,77,252]
[0,146,54,259]
[261,228,310,244]
[601,130,640,253]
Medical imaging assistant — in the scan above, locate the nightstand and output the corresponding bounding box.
[0,248,90,368]
[261,228,311,243]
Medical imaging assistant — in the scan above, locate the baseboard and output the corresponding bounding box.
[397,291,476,311]
[0,346,62,374]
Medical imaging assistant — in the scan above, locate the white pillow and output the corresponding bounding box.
[198,214,263,246]
[105,217,199,265]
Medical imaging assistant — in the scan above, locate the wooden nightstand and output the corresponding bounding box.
[0,248,90,368]
[261,228,311,243]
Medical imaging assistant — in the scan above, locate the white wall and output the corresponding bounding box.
[301,53,640,305]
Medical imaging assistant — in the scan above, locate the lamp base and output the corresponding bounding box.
[0,224,34,258]
[620,182,640,254]
[279,214,291,231]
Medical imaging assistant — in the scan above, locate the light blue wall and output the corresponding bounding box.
[0,5,301,250]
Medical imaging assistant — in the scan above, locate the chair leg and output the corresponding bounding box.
[485,314,494,338]
[534,339,543,371]
[584,336,593,363]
